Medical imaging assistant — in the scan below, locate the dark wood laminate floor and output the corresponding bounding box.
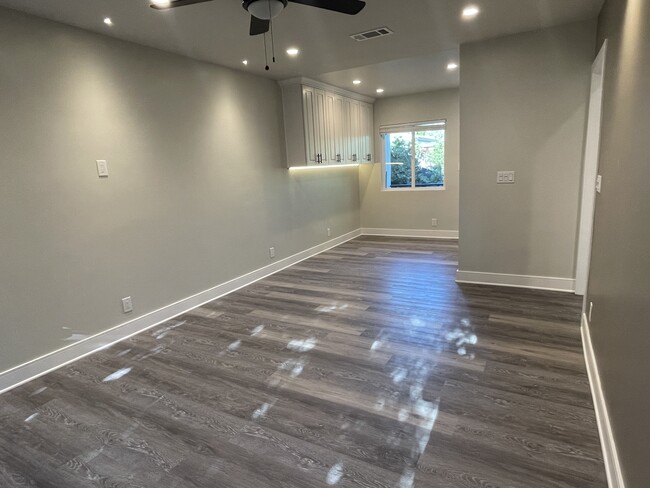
[0,237,606,488]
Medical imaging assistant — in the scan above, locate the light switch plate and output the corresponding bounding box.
[596,175,602,193]
[497,171,515,184]
[96,160,109,177]
[121,296,133,313]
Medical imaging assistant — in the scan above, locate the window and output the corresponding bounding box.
[381,120,446,190]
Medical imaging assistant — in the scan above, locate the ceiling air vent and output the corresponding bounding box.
[350,27,393,42]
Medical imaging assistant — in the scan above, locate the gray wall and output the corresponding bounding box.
[359,89,459,231]
[588,1,650,486]
[0,8,360,373]
[459,21,596,278]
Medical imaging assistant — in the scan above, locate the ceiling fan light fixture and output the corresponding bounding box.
[245,0,287,20]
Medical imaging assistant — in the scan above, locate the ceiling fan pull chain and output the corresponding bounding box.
[270,22,276,63]
[268,0,276,63]
[263,31,270,70]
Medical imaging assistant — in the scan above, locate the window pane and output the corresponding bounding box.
[415,129,445,187]
[384,132,412,189]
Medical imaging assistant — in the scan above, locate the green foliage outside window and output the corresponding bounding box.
[388,136,412,187]
[387,129,445,188]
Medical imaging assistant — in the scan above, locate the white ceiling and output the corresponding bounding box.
[0,0,603,96]
[314,49,460,97]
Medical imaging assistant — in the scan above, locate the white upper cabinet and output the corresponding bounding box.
[280,78,375,168]
[332,95,346,164]
[301,86,319,165]
[359,102,374,163]
[339,96,351,163]
[302,86,329,165]
[347,99,360,164]
[324,92,339,165]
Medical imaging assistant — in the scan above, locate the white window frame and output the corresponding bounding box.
[380,119,447,192]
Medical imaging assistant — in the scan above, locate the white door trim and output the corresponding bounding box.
[575,41,608,296]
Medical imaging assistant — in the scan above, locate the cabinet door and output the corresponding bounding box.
[347,99,360,163]
[340,98,352,163]
[324,92,338,165]
[302,86,319,165]
[313,88,328,164]
[359,102,373,163]
[332,95,346,164]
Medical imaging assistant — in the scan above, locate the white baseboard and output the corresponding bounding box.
[581,313,626,488]
[360,228,458,239]
[0,229,362,395]
[455,270,575,292]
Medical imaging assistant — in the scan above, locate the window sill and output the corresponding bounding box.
[381,186,446,192]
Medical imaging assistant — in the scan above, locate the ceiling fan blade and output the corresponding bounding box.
[150,0,214,10]
[250,15,270,35]
[288,0,365,15]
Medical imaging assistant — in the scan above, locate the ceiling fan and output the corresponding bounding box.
[150,0,367,36]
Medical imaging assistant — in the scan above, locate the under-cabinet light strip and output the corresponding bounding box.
[289,164,360,171]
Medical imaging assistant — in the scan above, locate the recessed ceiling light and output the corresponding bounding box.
[103,17,113,26]
[242,59,249,66]
[462,5,480,19]
[353,80,362,85]
[447,62,459,71]
[151,0,172,7]
[376,88,385,93]
[286,47,300,56]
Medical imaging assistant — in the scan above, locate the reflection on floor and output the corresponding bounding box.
[0,236,606,487]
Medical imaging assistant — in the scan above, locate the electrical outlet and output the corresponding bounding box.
[269,247,275,259]
[327,227,331,237]
[431,218,438,227]
[596,175,602,193]
[588,302,593,322]
[121,296,133,313]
